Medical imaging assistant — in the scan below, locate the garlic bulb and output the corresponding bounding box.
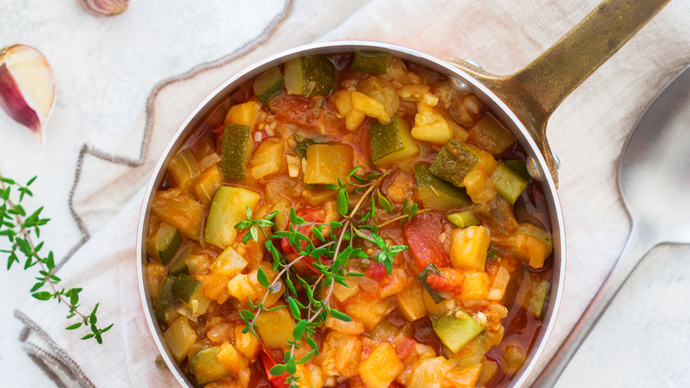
[76,0,129,17]
[0,45,55,152]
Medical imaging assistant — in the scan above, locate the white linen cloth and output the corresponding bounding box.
[8,0,690,387]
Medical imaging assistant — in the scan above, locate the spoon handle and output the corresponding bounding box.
[532,224,656,387]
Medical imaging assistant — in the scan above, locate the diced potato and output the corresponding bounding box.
[422,288,450,317]
[332,278,360,302]
[233,325,260,361]
[445,363,482,387]
[380,267,411,298]
[151,188,204,240]
[324,316,366,335]
[358,342,404,388]
[270,197,292,231]
[411,92,453,145]
[255,307,295,349]
[211,246,248,277]
[408,356,453,388]
[344,294,395,331]
[460,271,490,300]
[198,271,231,304]
[295,364,324,388]
[463,169,498,203]
[450,226,490,271]
[247,262,285,308]
[251,138,284,179]
[147,262,167,299]
[331,332,362,378]
[163,316,198,363]
[488,266,511,301]
[305,188,338,207]
[398,84,430,102]
[395,280,427,322]
[227,274,259,302]
[512,223,553,268]
[332,90,353,117]
[352,91,391,124]
[195,165,223,205]
[185,252,212,276]
[304,144,353,185]
[216,341,249,386]
[225,101,264,131]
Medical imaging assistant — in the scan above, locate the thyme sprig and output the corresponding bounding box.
[234,166,409,387]
[0,175,112,344]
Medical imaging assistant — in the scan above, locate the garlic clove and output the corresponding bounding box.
[75,0,129,17]
[0,45,55,152]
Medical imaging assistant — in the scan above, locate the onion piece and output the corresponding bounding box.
[75,0,129,17]
[0,45,55,153]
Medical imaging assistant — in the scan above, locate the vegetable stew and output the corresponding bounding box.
[146,50,553,388]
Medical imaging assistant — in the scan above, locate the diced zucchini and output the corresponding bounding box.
[204,186,261,249]
[147,222,182,264]
[163,316,198,363]
[358,342,405,388]
[189,346,231,385]
[503,345,527,375]
[369,115,420,167]
[254,307,295,349]
[432,310,484,353]
[151,189,204,240]
[167,148,201,193]
[486,246,500,263]
[447,210,481,229]
[395,280,428,321]
[250,138,284,179]
[528,279,550,319]
[350,50,392,75]
[285,55,337,97]
[172,274,202,304]
[219,123,255,181]
[155,277,179,321]
[429,139,479,187]
[503,158,530,181]
[194,164,223,205]
[304,144,353,185]
[470,115,516,156]
[415,164,472,210]
[169,252,189,277]
[293,137,320,158]
[172,274,211,316]
[253,67,284,107]
[417,263,445,304]
[450,226,489,271]
[491,162,528,205]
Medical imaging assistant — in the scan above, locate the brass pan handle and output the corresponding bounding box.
[445,0,670,186]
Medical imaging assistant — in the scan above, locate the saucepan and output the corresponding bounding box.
[136,0,669,386]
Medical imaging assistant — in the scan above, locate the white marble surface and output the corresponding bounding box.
[1,0,690,387]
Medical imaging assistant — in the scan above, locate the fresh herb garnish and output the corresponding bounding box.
[233,166,411,387]
[0,174,112,344]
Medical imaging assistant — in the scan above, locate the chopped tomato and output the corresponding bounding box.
[260,347,289,388]
[426,273,463,294]
[281,207,326,253]
[269,91,318,131]
[403,212,449,271]
[395,337,417,360]
[365,261,387,281]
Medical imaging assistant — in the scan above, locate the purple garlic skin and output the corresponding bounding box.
[0,45,56,152]
[76,0,129,17]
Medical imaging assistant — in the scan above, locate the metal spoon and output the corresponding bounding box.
[533,63,690,387]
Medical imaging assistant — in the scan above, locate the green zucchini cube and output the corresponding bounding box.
[369,115,420,167]
[253,67,284,107]
[219,123,254,181]
[351,50,392,75]
[285,55,337,97]
[190,346,231,385]
[432,310,484,353]
[428,139,479,187]
[415,164,472,211]
[491,162,528,205]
